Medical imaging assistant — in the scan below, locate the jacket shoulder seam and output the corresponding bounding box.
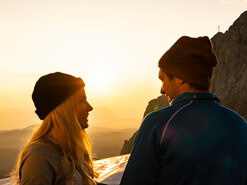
[160,99,193,147]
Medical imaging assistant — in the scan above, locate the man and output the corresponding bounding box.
[120,36,247,185]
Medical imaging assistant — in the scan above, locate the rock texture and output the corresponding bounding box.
[142,95,170,118]
[121,11,247,155]
[120,95,169,155]
[210,11,247,120]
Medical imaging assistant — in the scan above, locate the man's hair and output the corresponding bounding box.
[190,84,209,91]
[12,90,97,185]
[166,72,209,91]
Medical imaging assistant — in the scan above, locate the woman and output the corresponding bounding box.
[12,72,105,185]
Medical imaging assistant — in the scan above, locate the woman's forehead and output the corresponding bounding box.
[75,87,86,98]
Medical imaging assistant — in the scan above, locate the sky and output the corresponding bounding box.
[0,0,246,130]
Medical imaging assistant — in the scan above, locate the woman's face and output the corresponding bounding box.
[74,87,93,129]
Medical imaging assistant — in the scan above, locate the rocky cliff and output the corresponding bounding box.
[210,11,247,119]
[120,95,169,154]
[121,11,247,155]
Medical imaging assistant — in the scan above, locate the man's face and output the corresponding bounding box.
[74,87,93,129]
[158,69,179,103]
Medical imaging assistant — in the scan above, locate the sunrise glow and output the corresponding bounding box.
[85,67,113,93]
[0,0,245,129]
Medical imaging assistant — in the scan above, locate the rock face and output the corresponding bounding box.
[121,11,247,155]
[210,11,247,120]
[120,95,169,155]
[142,95,170,118]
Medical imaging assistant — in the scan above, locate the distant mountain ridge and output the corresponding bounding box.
[0,106,141,130]
[90,106,141,129]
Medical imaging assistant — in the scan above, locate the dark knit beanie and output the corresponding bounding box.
[158,36,217,89]
[32,72,85,120]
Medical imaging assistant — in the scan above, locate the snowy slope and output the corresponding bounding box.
[94,154,129,185]
[0,154,130,185]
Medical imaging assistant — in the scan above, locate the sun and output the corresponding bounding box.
[85,68,112,92]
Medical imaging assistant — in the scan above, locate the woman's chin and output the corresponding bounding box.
[80,121,89,129]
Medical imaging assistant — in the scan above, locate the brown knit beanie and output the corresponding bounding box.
[32,72,85,120]
[158,36,217,89]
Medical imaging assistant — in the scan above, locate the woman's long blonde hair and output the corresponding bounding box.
[12,89,97,184]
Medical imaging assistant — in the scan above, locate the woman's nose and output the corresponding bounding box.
[87,102,93,111]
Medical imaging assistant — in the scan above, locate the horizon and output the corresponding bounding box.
[0,0,246,130]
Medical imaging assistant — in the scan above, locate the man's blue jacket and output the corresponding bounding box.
[120,92,247,185]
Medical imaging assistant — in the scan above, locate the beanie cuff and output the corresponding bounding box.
[159,62,212,89]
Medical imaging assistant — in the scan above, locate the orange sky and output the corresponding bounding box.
[0,0,246,130]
